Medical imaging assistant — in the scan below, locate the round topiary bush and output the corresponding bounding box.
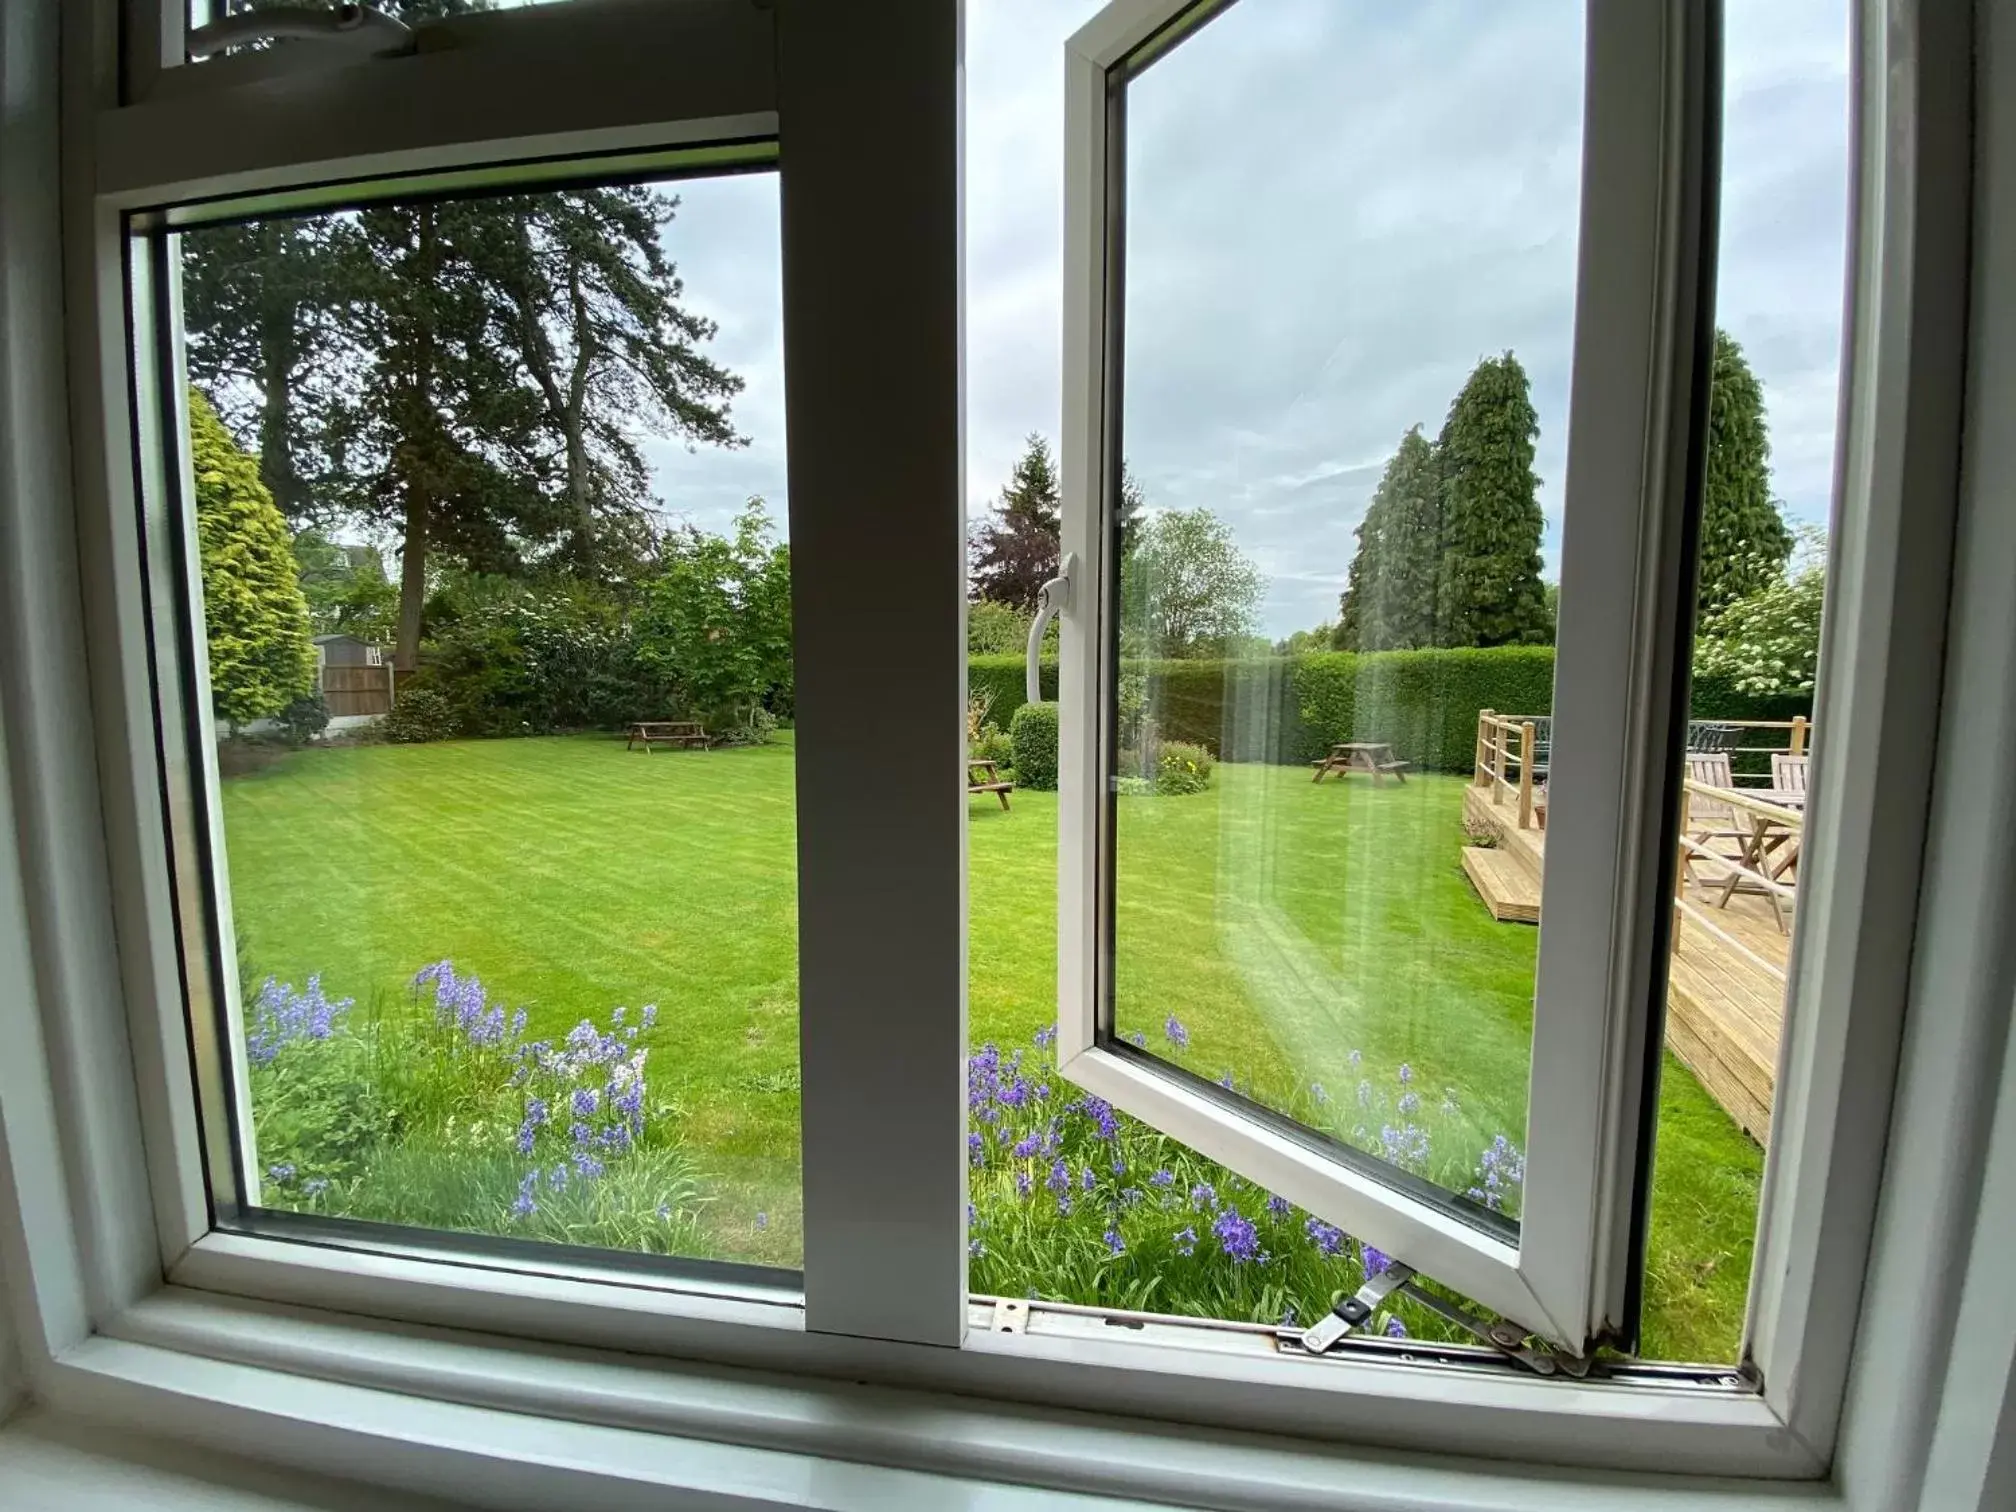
[1009,701,1060,791]
[381,688,456,744]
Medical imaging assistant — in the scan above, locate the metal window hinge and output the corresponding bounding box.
[1299,1263,1592,1379]
[989,1297,1029,1335]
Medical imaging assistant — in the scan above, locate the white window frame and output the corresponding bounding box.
[1055,0,1715,1354]
[0,0,2007,1504]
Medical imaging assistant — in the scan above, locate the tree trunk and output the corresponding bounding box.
[566,417,593,570]
[396,494,428,673]
[258,313,302,517]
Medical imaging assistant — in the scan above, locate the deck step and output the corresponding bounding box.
[1460,846,1541,924]
[1460,785,1545,883]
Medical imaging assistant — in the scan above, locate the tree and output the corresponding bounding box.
[970,434,1062,609]
[292,529,399,641]
[183,217,367,521]
[1121,508,1265,657]
[1434,352,1550,647]
[189,391,317,729]
[636,500,793,726]
[1694,526,1826,696]
[1335,426,1444,650]
[484,187,746,574]
[1698,329,1793,618]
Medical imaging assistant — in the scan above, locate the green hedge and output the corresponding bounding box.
[1010,701,1060,790]
[971,648,1814,774]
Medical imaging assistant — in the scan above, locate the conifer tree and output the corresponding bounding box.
[1336,426,1443,650]
[1698,329,1793,617]
[1433,353,1550,647]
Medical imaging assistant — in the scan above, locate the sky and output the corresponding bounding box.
[644,0,1852,641]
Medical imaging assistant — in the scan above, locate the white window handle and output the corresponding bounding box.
[1025,554,1075,704]
[188,3,414,60]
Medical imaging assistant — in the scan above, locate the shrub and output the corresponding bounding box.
[1010,701,1060,790]
[276,692,331,745]
[974,728,1015,769]
[381,687,456,744]
[1154,741,1214,795]
[719,706,778,746]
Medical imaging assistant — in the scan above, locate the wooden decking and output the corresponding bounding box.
[1461,784,1787,1143]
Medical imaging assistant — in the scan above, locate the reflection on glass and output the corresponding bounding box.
[1106,0,1587,1225]
[181,173,799,1266]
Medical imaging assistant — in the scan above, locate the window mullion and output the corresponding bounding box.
[778,0,968,1347]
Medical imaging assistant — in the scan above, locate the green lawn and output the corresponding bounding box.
[222,730,1761,1360]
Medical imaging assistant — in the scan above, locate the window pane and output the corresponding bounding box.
[1105,0,1585,1227]
[1641,0,1851,1362]
[174,171,798,1267]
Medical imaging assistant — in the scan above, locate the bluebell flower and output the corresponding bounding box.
[1173,1227,1197,1256]
[1397,1091,1420,1117]
[641,1003,658,1030]
[656,1203,672,1221]
[1163,1014,1190,1051]
[1265,1194,1293,1219]
[569,1121,593,1148]
[968,1131,985,1166]
[1311,1082,1329,1105]
[1015,1171,1033,1199]
[612,1006,626,1025]
[548,1164,569,1192]
[266,1162,295,1184]
[756,1212,769,1230]
[513,1169,540,1220]
[1213,1209,1259,1263]
[1304,1217,1346,1257]
[1047,1159,1071,1195]
[969,1238,988,1258]
[1033,1025,1056,1048]
[1081,1165,1096,1192]
[1125,1029,1147,1048]
[1190,1181,1217,1210]
[1056,1193,1074,1216]
[1384,1316,1408,1339]
[1102,1229,1126,1256]
[1011,1133,1043,1159]
[1363,1245,1391,1277]
[1398,1063,1414,1086]
[572,1152,605,1180]
[302,1178,329,1197]
[572,1086,599,1117]
[1150,1168,1176,1188]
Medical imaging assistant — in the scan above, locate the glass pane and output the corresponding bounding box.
[1642,0,1852,1362]
[187,0,573,57]
[1105,0,1586,1227]
[176,170,798,1267]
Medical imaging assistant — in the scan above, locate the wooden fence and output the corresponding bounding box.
[320,663,395,718]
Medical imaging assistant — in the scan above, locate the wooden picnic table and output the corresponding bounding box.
[967,758,1013,810]
[1710,786,1806,929]
[1312,741,1410,786]
[626,720,710,753]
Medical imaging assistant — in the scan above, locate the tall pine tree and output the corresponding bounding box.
[1698,329,1793,618]
[1433,352,1550,647]
[970,434,1063,609]
[1335,426,1442,650]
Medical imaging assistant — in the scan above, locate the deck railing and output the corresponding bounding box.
[1671,778,1805,974]
[1472,710,1543,830]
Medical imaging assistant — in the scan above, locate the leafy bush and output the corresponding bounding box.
[381,687,456,744]
[1153,741,1214,795]
[1694,532,1827,697]
[719,706,778,747]
[276,692,331,745]
[1010,701,1060,790]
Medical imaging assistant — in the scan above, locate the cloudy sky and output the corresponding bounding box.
[644,0,1851,640]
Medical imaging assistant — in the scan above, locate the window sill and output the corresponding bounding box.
[35,1281,1834,1510]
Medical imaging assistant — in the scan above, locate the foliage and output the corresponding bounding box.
[1336,426,1447,650]
[250,961,711,1256]
[381,688,457,744]
[1698,329,1793,618]
[719,706,779,747]
[1296,647,1557,772]
[1434,353,1550,648]
[293,529,399,641]
[1274,623,1336,656]
[968,596,1059,656]
[1010,702,1061,791]
[190,390,319,729]
[276,693,332,745]
[635,500,793,731]
[966,1028,1515,1336]
[1125,740,1214,795]
[1694,528,1827,696]
[1120,508,1266,657]
[970,434,1063,609]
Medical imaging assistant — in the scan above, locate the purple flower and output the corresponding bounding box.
[1163,1015,1190,1051]
[1265,1194,1293,1219]
[1384,1316,1408,1339]
[1150,1169,1176,1189]
[642,1003,658,1030]
[1190,1181,1217,1210]
[548,1164,569,1192]
[1363,1245,1392,1278]
[1102,1229,1126,1256]
[1047,1159,1071,1195]
[1398,1063,1414,1086]
[967,1131,985,1166]
[512,1170,539,1220]
[1397,1091,1421,1117]
[1011,1133,1043,1159]
[656,1203,672,1221]
[569,1121,593,1148]
[969,1238,988,1258]
[1015,1171,1033,1199]
[1305,1217,1346,1257]
[1173,1226,1197,1256]
[245,976,354,1064]
[572,1152,605,1181]
[266,1162,295,1185]
[302,1178,330,1197]
[1078,1095,1118,1141]
[755,1212,769,1231]
[1213,1209,1260,1263]
[1311,1082,1329,1105]
[514,1120,537,1155]
[1055,1193,1074,1216]
[1033,1025,1057,1048]
[1218,1071,1236,1090]
[572,1087,599,1118]
[612,1006,626,1025]
[1034,1082,1051,1101]
[1125,1029,1147,1048]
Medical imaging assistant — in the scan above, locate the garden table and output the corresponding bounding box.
[627,720,711,752]
[967,758,1013,811]
[1312,741,1410,786]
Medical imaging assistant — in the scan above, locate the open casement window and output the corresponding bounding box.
[1052,0,1718,1356]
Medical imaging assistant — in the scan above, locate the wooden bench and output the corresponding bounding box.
[967,758,1013,811]
[627,720,710,752]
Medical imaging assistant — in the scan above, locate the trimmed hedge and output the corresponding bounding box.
[1010,701,1060,790]
[972,648,1813,774]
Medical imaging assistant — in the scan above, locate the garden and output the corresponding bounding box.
[224,727,1763,1362]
